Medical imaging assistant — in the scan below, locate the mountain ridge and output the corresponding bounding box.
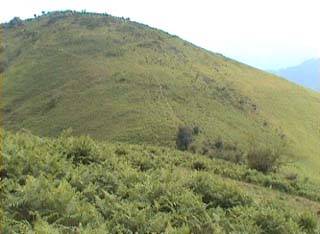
[270,58,320,91]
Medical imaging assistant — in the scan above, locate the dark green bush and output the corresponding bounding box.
[192,161,207,170]
[132,157,154,171]
[64,136,99,165]
[193,126,200,135]
[176,126,194,151]
[115,147,128,156]
[247,147,282,173]
[6,17,24,28]
[214,137,224,149]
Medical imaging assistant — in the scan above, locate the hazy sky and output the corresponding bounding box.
[1,0,319,70]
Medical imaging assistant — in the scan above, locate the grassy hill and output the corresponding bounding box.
[2,11,320,181]
[1,130,320,233]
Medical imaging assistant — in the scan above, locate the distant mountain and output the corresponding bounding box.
[271,58,320,91]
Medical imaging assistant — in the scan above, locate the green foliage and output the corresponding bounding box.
[5,17,24,28]
[63,135,100,165]
[2,11,320,184]
[192,160,207,170]
[176,126,194,151]
[187,173,253,209]
[247,143,286,173]
[299,213,318,233]
[202,138,245,164]
[227,206,302,234]
[2,130,320,233]
[192,126,200,135]
[215,136,224,149]
[253,208,297,234]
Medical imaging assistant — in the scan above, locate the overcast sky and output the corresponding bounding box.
[1,0,319,70]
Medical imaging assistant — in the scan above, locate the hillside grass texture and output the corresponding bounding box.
[2,12,320,185]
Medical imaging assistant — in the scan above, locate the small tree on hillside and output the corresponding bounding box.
[214,136,224,149]
[7,17,23,28]
[247,147,281,173]
[176,126,194,151]
[247,134,288,174]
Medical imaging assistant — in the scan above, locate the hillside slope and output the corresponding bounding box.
[2,11,320,179]
[1,131,320,233]
[272,58,320,91]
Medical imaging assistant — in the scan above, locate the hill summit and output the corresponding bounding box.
[2,11,320,180]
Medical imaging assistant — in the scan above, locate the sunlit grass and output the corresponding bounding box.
[2,11,320,183]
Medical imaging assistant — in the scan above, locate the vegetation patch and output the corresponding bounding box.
[1,130,320,233]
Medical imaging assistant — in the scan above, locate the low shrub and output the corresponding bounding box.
[263,178,291,193]
[192,126,200,135]
[247,147,282,173]
[6,17,24,28]
[228,206,301,234]
[215,148,244,164]
[285,173,298,181]
[187,174,253,209]
[192,161,207,171]
[202,138,245,164]
[298,212,318,233]
[6,176,101,226]
[67,136,99,164]
[253,208,299,234]
[214,137,224,149]
[176,126,194,151]
[115,147,128,156]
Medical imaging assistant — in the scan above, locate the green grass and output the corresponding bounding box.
[2,11,320,182]
[1,130,320,233]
